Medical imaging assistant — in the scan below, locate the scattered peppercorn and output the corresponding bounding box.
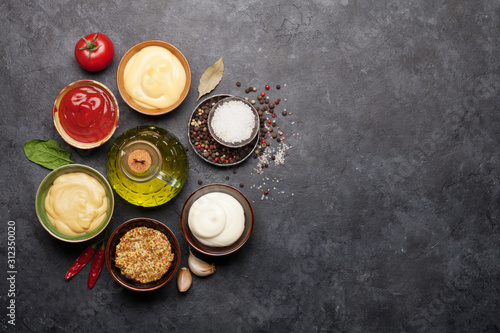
[198,180,203,185]
[252,87,257,91]
[236,82,241,87]
[265,85,270,90]
[276,85,281,89]
[264,190,269,195]
[239,183,244,187]
[282,110,287,116]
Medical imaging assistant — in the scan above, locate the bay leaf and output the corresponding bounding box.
[197,55,224,101]
[24,139,74,170]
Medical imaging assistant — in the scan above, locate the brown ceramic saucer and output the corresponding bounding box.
[180,184,254,256]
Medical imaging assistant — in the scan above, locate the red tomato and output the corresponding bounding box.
[74,33,114,72]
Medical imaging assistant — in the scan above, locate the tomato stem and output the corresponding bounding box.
[78,33,102,59]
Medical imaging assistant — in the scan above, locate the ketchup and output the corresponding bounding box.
[59,85,117,144]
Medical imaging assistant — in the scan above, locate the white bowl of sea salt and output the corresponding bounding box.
[207,96,259,148]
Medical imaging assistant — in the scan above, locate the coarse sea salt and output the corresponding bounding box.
[211,100,256,144]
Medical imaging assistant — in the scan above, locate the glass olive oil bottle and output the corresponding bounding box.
[107,125,188,207]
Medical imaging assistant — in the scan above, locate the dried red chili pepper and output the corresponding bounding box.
[87,242,105,289]
[65,242,98,280]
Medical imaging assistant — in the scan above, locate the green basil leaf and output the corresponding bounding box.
[24,139,74,170]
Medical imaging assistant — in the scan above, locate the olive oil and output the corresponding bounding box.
[107,125,188,207]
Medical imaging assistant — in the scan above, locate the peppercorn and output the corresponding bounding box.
[239,183,244,187]
[265,85,270,90]
[282,110,287,116]
[276,85,280,89]
[198,180,203,185]
[236,82,241,87]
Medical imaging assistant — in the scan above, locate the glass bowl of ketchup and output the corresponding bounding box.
[53,80,119,149]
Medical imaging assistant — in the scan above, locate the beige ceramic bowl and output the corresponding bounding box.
[117,40,191,115]
[53,80,119,149]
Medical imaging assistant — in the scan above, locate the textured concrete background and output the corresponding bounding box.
[1,0,500,332]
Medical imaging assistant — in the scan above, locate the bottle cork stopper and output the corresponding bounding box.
[128,149,152,174]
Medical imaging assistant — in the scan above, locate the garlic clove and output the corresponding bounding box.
[177,267,192,292]
[188,251,216,277]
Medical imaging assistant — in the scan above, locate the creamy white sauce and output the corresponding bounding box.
[188,192,245,247]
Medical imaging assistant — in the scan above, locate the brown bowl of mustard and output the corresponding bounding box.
[105,218,181,292]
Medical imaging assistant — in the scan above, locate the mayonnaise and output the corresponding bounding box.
[188,192,245,247]
[124,46,186,109]
[45,172,108,235]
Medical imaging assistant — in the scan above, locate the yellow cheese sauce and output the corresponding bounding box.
[188,192,245,247]
[124,46,186,109]
[45,172,108,235]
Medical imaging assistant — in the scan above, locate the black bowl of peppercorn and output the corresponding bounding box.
[188,94,259,166]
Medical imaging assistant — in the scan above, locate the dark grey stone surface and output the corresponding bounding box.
[1,0,500,332]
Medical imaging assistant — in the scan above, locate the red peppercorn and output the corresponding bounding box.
[261,92,265,97]
[228,157,233,161]
[277,98,281,102]
[214,157,219,162]
[265,85,270,90]
[204,144,209,149]
[272,113,276,118]
[196,144,201,149]
[262,139,266,144]
[197,136,200,140]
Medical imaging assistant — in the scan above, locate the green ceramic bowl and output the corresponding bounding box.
[36,164,114,242]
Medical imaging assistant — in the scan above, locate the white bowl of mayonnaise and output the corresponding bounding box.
[117,40,191,115]
[36,164,114,242]
[180,184,254,256]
